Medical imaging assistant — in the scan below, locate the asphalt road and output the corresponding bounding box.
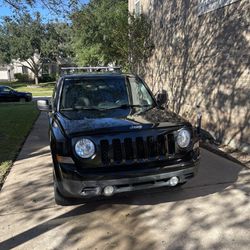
[0,112,249,250]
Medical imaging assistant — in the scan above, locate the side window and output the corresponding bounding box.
[52,82,58,109]
[22,66,28,74]
[2,87,11,93]
[129,78,153,106]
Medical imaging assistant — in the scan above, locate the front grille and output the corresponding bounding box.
[100,133,176,165]
[112,139,122,162]
[100,140,110,164]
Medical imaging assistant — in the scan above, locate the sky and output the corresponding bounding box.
[0,0,89,21]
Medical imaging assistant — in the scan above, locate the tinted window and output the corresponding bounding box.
[0,87,12,93]
[52,81,58,109]
[128,78,154,106]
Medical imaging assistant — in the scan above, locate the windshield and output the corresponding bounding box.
[60,76,154,111]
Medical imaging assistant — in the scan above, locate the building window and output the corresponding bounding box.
[198,0,240,16]
[22,66,28,74]
[135,0,141,16]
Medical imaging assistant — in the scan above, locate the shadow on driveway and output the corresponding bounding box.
[0,113,249,250]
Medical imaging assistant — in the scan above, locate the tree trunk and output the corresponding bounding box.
[35,75,39,85]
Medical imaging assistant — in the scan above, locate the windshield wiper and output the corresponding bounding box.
[60,104,153,111]
[60,106,105,111]
[106,104,152,110]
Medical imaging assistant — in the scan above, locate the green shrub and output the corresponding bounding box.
[14,73,30,82]
[38,74,56,83]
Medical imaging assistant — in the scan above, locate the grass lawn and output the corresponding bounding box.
[0,102,39,188]
[2,81,55,97]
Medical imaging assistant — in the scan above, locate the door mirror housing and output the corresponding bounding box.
[37,99,52,112]
[156,90,168,106]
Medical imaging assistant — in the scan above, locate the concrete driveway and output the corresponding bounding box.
[0,113,249,250]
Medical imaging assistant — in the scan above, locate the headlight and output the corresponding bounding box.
[176,129,191,148]
[75,138,95,158]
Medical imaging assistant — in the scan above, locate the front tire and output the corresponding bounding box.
[177,181,187,187]
[19,98,26,103]
[54,181,72,206]
[53,175,87,206]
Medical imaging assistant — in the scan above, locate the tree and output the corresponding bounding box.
[128,14,153,73]
[0,13,72,84]
[71,0,128,66]
[2,0,80,15]
[71,0,153,72]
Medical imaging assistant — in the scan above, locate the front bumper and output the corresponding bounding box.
[26,95,32,102]
[55,158,200,198]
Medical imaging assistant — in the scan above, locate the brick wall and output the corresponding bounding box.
[129,0,250,152]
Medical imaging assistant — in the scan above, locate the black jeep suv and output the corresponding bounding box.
[37,68,200,205]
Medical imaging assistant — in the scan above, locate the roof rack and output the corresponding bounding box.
[60,66,121,75]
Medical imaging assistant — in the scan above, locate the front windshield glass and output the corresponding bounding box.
[60,76,154,111]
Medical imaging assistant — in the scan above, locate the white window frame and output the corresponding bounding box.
[198,0,241,16]
[135,0,141,16]
[22,66,28,74]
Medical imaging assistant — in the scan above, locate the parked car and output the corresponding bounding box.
[37,67,201,205]
[0,85,32,102]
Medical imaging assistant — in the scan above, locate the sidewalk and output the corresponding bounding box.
[0,112,250,250]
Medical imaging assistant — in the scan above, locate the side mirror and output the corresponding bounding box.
[37,99,52,112]
[156,90,168,106]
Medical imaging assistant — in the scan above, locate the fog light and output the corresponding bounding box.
[169,176,179,186]
[103,186,115,196]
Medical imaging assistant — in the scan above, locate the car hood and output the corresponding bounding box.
[55,107,191,137]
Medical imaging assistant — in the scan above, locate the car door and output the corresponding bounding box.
[0,87,8,102]
[0,87,16,102]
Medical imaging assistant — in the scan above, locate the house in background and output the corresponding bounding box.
[0,64,14,81]
[0,60,58,82]
[0,51,72,82]
[129,0,250,152]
